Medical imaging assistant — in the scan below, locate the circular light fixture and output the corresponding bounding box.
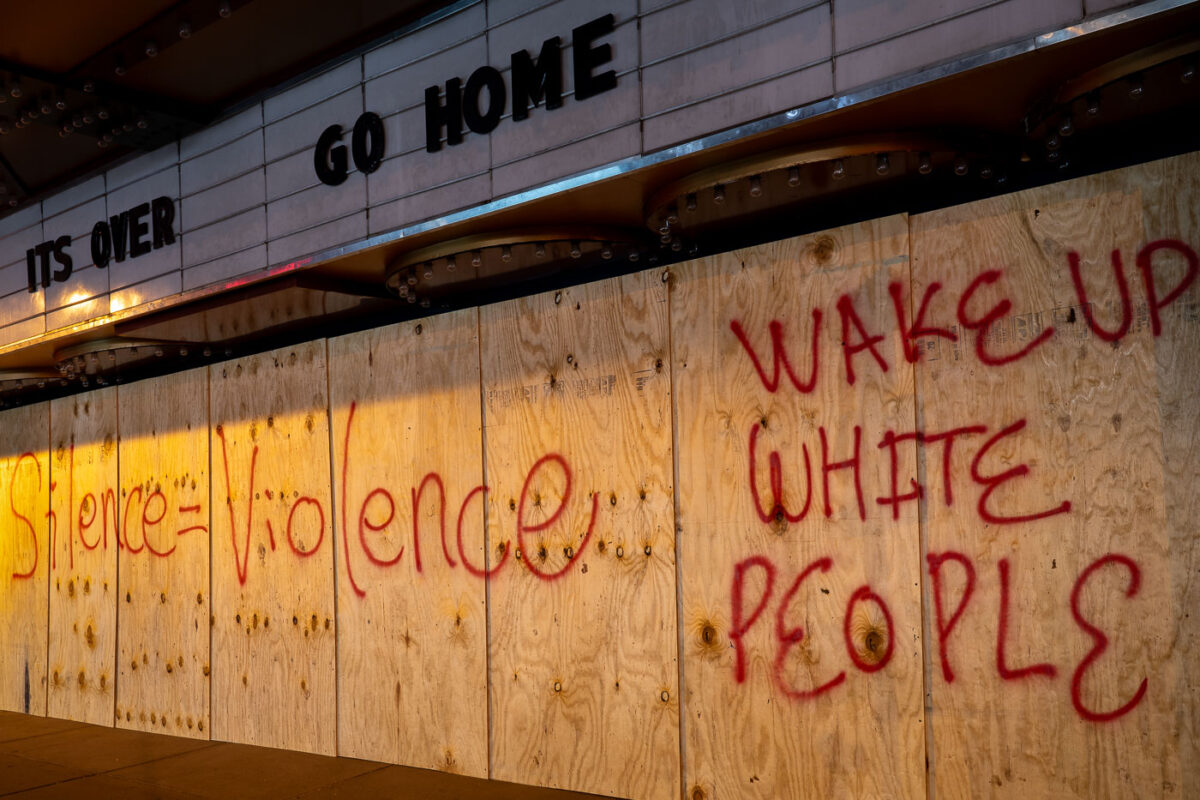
[385,228,648,304]
[1022,32,1200,164]
[47,337,197,386]
[644,133,969,243]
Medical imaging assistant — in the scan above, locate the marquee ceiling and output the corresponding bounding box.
[0,0,452,211]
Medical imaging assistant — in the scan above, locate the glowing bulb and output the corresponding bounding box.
[1128,74,1143,98]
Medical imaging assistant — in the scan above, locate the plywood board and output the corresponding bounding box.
[481,274,679,799]
[329,310,488,775]
[672,218,927,800]
[209,342,336,755]
[116,368,211,738]
[48,389,118,726]
[0,402,50,716]
[911,178,1179,796]
[1142,152,1200,799]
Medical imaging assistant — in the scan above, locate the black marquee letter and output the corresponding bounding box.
[34,242,53,288]
[109,211,130,262]
[463,66,506,134]
[91,221,112,268]
[151,196,176,248]
[351,112,385,174]
[51,235,73,282]
[314,124,349,186]
[425,78,464,152]
[573,14,617,101]
[128,202,152,258]
[512,37,563,121]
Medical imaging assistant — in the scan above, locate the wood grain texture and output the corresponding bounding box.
[0,154,1193,800]
[911,179,1179,797]
[1142,152,1200,799]
[209,342,336,755]
[481,274,679,799]
[116,368,211,738]
[48,389,118,726]
[672,218,927,800]
[0,403,50,716]
[329,310,488,776]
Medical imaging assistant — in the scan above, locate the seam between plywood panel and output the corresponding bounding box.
[666,263,689,800]
[905,215,937,800]
[44,402,52,718]
[205,366,213,740]
[323,337,341,755]
[476,304,496,780]
[113,386,121,730]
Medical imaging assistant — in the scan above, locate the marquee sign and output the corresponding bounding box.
[18,13,618,297]
[25,196,177,294]
[312,13,618,186]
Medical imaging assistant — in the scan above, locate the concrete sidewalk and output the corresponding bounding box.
[0,712,615,799]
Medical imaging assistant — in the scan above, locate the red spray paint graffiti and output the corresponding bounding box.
[732,550,1149,723]
[337,401,600,595]
[748,417,1070,528]
[732,240,1199,393]
[8,453,41,580]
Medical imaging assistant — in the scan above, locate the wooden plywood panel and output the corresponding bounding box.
[209,342,336,755]
[0,403,50,716]
[329,310,488,775]
[481,275,678,799]
[1142,152,1200,798]
[116,369,211,738]
[911,179,1179,796]
[672,219,926,800]
[48,389,118,726]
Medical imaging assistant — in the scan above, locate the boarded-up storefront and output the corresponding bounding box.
[2,151,1196,798]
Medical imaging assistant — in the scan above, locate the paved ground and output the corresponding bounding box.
[0,712,613,799]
